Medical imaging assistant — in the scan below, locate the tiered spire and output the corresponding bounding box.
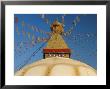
[43,20,71,58]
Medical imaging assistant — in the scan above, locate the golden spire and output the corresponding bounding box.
[43,20,71,58]
[46,19,68,49]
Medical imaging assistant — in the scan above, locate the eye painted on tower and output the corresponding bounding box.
[50,19,64,34]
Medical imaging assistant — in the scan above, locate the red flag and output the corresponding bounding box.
[15,17,18,24]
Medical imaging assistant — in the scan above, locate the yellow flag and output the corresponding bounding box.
[32,34,35,41]
[28,32,31,39]
[22,21,25,27]
[31,25,34,31]
[37,37,40,42]
[32,35,35,45]
[16,26,20,35]
[16,26,18,32]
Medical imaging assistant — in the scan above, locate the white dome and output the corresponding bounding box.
[15,57,96,76]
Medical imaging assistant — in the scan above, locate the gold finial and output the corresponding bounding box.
[50,19,64,34]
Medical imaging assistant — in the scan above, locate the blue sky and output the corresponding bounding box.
[14,14,97,72]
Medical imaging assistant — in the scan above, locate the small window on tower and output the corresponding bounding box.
[58,54,61,57]
[53,54,56,57]
[62,54,64,57]
[49,54,52,57]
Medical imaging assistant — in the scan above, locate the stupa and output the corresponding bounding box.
[15,20,96,76]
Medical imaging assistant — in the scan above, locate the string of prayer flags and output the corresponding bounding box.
[19,19,50,37]
[72,15,81,27]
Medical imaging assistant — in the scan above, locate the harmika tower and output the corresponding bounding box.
[43,20,71,59]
